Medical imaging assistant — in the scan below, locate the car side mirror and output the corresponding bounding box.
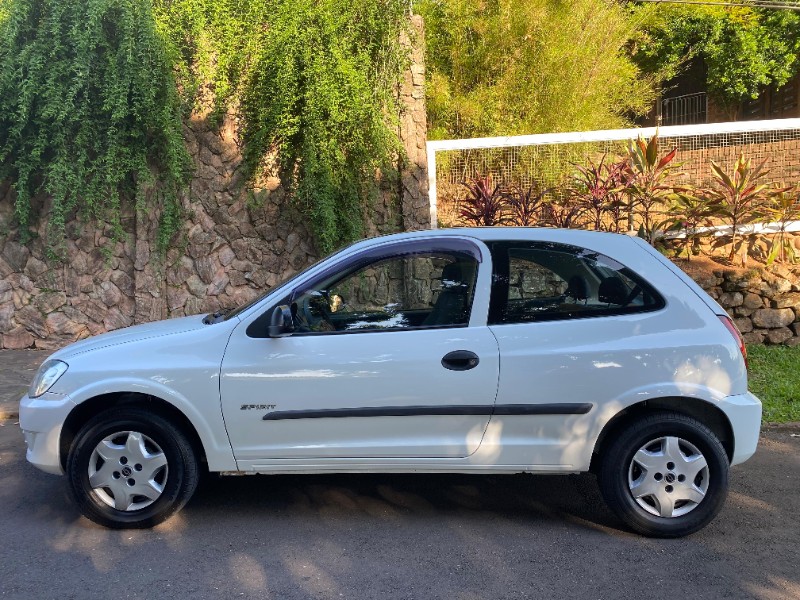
[268,305,294,338]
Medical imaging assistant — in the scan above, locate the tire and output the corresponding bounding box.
[598,411,729,538]
[66,407,199,529]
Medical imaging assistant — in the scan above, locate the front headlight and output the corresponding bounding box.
[29,359,69,398]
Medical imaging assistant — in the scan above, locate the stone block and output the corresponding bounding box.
[17,305,47,338]
[718,292,743,308]
[2,240,30,271]
[742,330,765,345]
[752,308,794,329]
[773,292,800,309]
[767,327,793,345]
[3,325,33,349]
[742,292,763,309]
[733,317,753,334]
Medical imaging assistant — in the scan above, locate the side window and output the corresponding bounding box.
[488,242,664,325]
[290,251,478,334]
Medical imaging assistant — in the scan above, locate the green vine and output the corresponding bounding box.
[157,0,410,254]
[1,0,410,256]
[0,0,191,254]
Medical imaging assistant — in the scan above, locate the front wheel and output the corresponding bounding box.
[67,407,199,528]
[598,411,729,538]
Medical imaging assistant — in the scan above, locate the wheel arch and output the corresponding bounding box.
[60,392,208,473]
[589,396,735,473]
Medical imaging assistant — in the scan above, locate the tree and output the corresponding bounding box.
[630,5,800,114]
[418,0,656,139]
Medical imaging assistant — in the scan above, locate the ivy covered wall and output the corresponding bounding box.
[0,5,429,349]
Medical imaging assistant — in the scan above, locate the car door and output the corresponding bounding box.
[219,237,499,463]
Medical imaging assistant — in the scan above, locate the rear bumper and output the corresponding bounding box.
[18,392,76,476]
[720,391,762,466]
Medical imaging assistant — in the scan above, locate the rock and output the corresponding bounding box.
[742,331,765,345]
[218,245,236,267]
[195,256,215,284]
[134,242,150,271]
[184,296,206,316]
[110,271,134,296]
[2,240,30,271]
[166,286,189,310]
[97,281,122,307]
[784,337,800,348]
[3,325,33,349]
[36,291,67,314]
[186,275,207,297]
[167,256,195,286]
[73,298,110,324]
[207,269,229,296]
[733,318,753,334]
[24,256,48,279]
[46,312,87,337]
[718,292,743,308]
[752,308,794,329]
[16,305,47,338]
[742,293,763,309]
[773,293,800,309]
[767,327,793,345]
[103,307,132,331]
[0,303,14,333]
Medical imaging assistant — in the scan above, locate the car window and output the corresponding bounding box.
[487,241,664,324]
[288,252,478,334]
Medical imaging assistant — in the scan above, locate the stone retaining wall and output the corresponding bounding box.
[692,264,800,346]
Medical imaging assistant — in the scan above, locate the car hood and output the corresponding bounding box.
[50,314,213,360]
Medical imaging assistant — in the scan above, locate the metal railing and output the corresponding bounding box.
[660,92,708,126]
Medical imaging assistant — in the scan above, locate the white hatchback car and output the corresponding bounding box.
[20,228,761,536]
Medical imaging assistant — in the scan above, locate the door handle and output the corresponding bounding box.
[441,350,480,371]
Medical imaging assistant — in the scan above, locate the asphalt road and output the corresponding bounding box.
[0,422,797,600]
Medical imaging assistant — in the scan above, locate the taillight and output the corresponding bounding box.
[719,315,748,370]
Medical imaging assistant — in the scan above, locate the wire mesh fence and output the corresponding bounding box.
[427,119,800,227]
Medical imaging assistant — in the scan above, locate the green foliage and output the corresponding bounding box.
[760,186,800,266]
[626,133,682,244]
[746,344,800,423]
[631,6,800,110]
[419,0,656,139]
[0,0,191,253]
[708,153,774,263]
[156,0,410,255]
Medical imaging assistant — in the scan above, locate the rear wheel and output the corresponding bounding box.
[598,411,729,538]
[67,407,199,528]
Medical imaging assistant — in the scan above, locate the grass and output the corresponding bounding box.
[747,345,800,424]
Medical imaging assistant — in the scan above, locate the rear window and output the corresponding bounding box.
[487,241,665,325]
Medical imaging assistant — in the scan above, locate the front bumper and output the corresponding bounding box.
[720,391,762,466]
[18,392,76,475]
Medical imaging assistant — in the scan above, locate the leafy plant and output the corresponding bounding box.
[708,153,773,263]
[663,192,720,261]
[0,0,191,254]
[238,0,410,254]
[626,132,682,244]
[541,193,584,230]
[761,185,800,266]
[569,154,631,232]
[631,5,800,114]
[504,183,549,227]
[459,176,509,227]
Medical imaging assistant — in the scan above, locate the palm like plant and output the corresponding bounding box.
[569,154,631,232]
[459,176,509,226]
[505,183,549,226]
[626,133,681,244]
[761,185,800,265]
[664,192,721,261]
[708,154,773,263]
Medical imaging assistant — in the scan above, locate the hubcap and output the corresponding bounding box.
[627,436,709,518]
[87,431,168,511]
